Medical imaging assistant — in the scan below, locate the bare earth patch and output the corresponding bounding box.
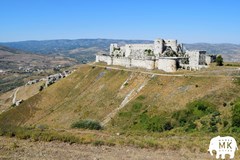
[0,137,212,160]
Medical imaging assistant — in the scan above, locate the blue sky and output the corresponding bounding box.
[1,0,240,43]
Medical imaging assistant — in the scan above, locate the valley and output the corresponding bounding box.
[0,45,77,94]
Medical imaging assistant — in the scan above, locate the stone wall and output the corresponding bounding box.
[164,40,178,53]
[131,59,155,70]
[186,50,208,70]
[112,57,131,67]
[187,51,200,68]
[206,55,216,65]
[158,58,177,72]
[127,44,154,49]
[96,55,156,70]
[96,55,112,65]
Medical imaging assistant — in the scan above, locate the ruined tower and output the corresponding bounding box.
[154,38,163,57]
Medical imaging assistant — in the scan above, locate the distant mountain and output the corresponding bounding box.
[0,39,151,62]
[0,39,152,54]
[0,45,77,71]
[0,45,78,94]
[1,39,240,62]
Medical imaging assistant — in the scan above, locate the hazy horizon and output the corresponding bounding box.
[1,38,240,45]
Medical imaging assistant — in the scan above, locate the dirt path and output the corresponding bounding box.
[12,87,19,104]
[0,136,212,160]
[101,77,150,126]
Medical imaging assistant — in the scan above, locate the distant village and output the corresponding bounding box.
[12,69,75,107]
[26,70,73,87]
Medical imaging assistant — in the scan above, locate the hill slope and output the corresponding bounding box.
[0,64,240,152]
[0,64,239,128]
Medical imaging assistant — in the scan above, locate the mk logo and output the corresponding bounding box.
[209,136,238,159]
[219,141,232,149]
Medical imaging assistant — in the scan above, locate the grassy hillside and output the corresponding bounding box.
[0,82,44,113]
[0,64,240,151]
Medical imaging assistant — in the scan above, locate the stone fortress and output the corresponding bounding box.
[96,38,216,72]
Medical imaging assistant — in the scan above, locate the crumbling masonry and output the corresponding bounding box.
[96,38,216,72]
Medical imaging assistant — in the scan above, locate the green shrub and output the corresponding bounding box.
[137,95,146,100]
[223,120,229,127]
[146,116,164,132]
[134,113,173,132]
[208,126,218,132]
[163,121,173,131]
[230,127,240,133]
[232,102,240,127]
[172,100,216,128]
[185,122,197,132]
[223,102,227,107]
[131,102,143,112]
[216,55,223,66]
[39,85,44,91]
[71,119,103,130]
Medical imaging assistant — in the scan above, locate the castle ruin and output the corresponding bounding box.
[96,38,216,72]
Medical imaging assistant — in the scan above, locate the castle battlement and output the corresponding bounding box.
[96,38,216,72]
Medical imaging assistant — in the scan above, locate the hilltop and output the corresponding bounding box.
[0,63,240,157]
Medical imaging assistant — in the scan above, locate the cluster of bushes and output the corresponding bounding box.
[133,113,173,132]
[128,101,173,132]
[71,119,103,130]
[207,111,221,132]
[231,100,240,132]
[120,98,240,134]
[172,100,217,131]
[129,100,220,133]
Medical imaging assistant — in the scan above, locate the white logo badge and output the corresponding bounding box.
[208,136,238,159]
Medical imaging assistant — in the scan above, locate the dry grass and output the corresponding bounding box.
[0,64,240,153]
[0,65,237,127]
[0,82,44,113]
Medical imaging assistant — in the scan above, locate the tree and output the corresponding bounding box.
[39,85,44,91]
[216,55,223,66]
